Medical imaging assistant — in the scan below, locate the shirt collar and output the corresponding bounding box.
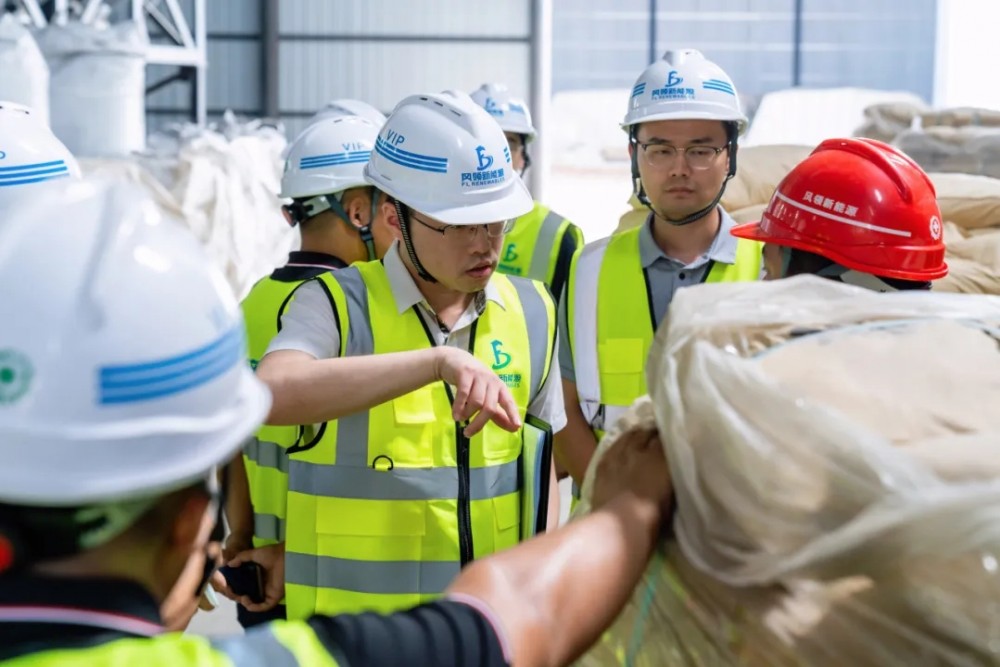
[382,242,506,316]
[0,574,163,659]
[638,207,740,268]
[283,250,347,270]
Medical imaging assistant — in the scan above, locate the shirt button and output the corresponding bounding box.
[679,272,687,280]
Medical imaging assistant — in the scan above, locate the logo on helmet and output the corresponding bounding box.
[0,349,33,405]
[0,150,6,160]
[462,147,505,188]
[651,70,695,101]
[483,97,504,117]
[929,215,942,240]
[476,146,495,171]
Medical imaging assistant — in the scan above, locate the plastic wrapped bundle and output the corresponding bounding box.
[576,276,1000,666]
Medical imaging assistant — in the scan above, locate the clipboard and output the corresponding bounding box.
[519,413,554,540]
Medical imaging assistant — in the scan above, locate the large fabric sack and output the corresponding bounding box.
[576,276,1000,666]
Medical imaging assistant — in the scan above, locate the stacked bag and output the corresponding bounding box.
[576,276,1000,666]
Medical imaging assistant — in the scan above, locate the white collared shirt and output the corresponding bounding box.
[267,242,566,431]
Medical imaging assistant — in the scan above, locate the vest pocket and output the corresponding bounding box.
[315,495,428,562]
[471,492,521,558]
[393,386,436,425]
[598,337,646,405]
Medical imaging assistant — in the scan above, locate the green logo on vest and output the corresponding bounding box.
[0,349,33,405]
[503,243,519,263]
[491,340,512,370]
[491,341,521,388]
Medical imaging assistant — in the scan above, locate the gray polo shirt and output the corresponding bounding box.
[559,208,741,382]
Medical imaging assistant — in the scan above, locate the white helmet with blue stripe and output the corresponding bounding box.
[0,100,80,208]
[308,98,388,131]
[469,83,537,141]
[364,90,533,225]
[622,49,747,132]
[280,114,381,200]
[0,178,270,506]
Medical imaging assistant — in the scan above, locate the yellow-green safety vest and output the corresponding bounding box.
[2,621,339,666]
[284,260,555,620]
[568,223,762,438]
[240,276,312,547]
[498,201,583,295]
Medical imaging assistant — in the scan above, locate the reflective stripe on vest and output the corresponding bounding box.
[12,621,339,666]
[213,621,340,666]
[284,262,555,620]
[240,276,311,548]
[498,201,573,287]
[570,224,762,434]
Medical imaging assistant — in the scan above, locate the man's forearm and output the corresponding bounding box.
[447,491,663,667]
[223,453,253,553]
[554,410,599,486]
[257,348,440,425]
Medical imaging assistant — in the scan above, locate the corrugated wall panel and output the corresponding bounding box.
[279,0,529,37]
[208,0,262,34]
[278,40,531,115]
[553,0,936,102]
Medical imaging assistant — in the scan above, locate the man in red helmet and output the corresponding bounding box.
[731,138,948,290]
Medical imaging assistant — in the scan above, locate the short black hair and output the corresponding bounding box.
[786,248,931,291]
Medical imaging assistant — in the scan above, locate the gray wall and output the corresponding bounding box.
[553,0,938,107]
[146,0,937,136]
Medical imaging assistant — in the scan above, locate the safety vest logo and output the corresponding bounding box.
[498,243,523,274]
[491,340,512,370]
[503,243,519,263]
[0,349,33,405]
[491,340,522,388]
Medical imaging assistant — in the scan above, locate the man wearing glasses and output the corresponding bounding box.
[251,91,565,620]
[557,50,763,489]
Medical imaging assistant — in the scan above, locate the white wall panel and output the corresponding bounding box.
[279,41,531,115]
[279,0,530,37]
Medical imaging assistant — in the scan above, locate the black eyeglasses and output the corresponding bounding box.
[633,140,728,170]
[410,213,514,241]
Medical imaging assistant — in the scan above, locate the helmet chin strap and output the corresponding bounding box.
[818,264,900,293]
[296,190,381,261]
[630,123,738,227]
[394,200,438,284]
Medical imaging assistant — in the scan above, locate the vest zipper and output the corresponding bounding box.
[456,423,474,566]
[457,319,479,567]
[413,307,478,568]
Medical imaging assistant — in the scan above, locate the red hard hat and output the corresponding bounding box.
[731,138,948,281]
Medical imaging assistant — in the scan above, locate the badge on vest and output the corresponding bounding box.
[499,243,522,275]
[490,340,522,389]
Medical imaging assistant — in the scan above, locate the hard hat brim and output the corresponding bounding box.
[0,368,271,507]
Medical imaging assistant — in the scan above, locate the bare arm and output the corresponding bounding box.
[257,347,521,436]
[545,458,560,531]
[222,453,253,559]
[447,428,670,667]
[555,378,600,486]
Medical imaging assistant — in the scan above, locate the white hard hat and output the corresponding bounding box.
[364,91,533,225]
[280,115,380,199]
[0,100,80,208]
[0,178,270,507]
[469,83,537,141]
[309,98,388,129]
[622,49,747,132]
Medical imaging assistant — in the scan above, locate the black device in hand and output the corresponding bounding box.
[218,562,266,604]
